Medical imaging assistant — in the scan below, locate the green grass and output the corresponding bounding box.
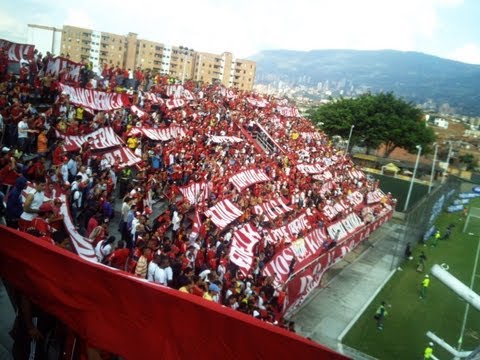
[343,200,480,360]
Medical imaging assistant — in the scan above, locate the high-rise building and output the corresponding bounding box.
[52,25,255,90]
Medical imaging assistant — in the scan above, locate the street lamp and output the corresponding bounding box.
[442,142,453,184]
[404,145,422,212]
[346,124,354,154]
[181,49,191,84]
[428,143,438,194]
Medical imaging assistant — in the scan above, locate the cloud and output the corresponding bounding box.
[0,12,27,43]
[0,0,471,60]
[450,43,480,64]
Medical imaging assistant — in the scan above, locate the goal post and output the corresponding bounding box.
[463,207,480,234]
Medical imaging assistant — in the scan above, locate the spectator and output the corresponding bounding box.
[5,176,27,229]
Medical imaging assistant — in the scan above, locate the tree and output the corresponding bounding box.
[308,92,436,156]
[459,153,476,170]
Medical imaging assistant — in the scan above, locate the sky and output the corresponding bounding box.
[1,0,480,64]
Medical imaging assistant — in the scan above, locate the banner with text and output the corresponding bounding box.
[0,39,35,62]
[204,199,243,230]
[57,127,123,152]
[45,57,84,82]
[228,169,270,192]
[58,83,130,111]
[229,224,262,275]
[253,197,293,221]
[128,126,186,141]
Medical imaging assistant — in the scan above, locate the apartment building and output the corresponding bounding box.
[54,25,255,90]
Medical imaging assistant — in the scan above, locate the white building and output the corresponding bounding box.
[433,118,449,129]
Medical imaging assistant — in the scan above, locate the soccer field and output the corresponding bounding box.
[342,200,480,359]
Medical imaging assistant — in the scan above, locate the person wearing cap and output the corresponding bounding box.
[203,283,220,302]
[420,274,430,299]
[423,342,434,359]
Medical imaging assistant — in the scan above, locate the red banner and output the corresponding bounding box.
[0,39,35,61]
[57,127,123,152]
[45,56,84,82]
[128,126,186,141]
[58,83,130,111]
[204,199,243,230]
[229,223,262,275]
[228,168,270,192]
[94,146,141,169]
[263,209,393,316]
[0,227,347,359]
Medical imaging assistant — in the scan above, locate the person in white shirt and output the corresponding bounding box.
[19,179,46,230]
[160,258,173,287]
[95,236,116,263]
[147,255,167,285]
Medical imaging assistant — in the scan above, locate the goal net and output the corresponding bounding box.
[463,207,480,234]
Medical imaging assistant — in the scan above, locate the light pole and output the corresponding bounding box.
[442,142,453,184]
[346,124,354,154]
[404,145,422,212]
[181,49,190,84]
[428,143,438,194]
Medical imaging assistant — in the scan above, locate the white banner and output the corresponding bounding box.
[58,83,130,111]
[246,97,269,108]
[57,127,123,152]
[253,197,293,221]
[208,136,243,144]
[229,224,262,275]
[297,163,327,174]
[204,199,243,230]
[128,126,186,141]
[276,106,300,117]
[299,132,323,140]
[45,57,83,82]
[130,105,146,118]
[165,98,186,109]
[142,92,164,104]
[366,189,385,204]
[228,169,270,192]
[179,182,210,205]
[264,213,310,244]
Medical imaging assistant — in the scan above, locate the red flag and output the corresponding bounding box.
[190,210,202,241]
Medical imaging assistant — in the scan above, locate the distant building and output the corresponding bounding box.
[29,24,255,90]
[433,118,449,129]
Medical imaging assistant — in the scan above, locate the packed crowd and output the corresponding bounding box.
[0,48,394,331]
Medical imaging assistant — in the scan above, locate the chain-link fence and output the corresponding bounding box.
[389,176,461,270]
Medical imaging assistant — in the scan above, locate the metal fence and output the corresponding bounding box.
[389,176,461,270]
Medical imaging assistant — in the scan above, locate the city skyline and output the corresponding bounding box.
[1,0,480,65]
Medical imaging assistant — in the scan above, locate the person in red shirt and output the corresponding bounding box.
[27,203,55,239]
[106,241,130,270]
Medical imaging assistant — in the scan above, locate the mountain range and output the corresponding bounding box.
[249,49,480,116]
